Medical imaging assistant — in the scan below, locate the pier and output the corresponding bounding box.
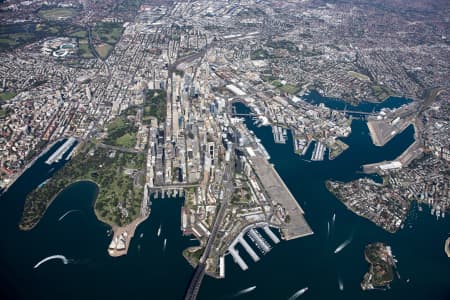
[45,137,77,165]
[228,247,249,271]
[263,225,280,244]
[245,146,313,240]
[239,236,260,262]
[272,125,287,144]
[311,141,326,161]
[227,223,282,271]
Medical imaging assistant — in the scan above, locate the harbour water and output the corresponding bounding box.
[302,90,412,113]
[0,101,449,300]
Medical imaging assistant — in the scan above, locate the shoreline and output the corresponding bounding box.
[16,139,149,258]
[107,213,149,257]
[445,237,450,258]
[19,178,99,231]
[20,176,150,258]
[325,181,399,234]
[1,138,64,195]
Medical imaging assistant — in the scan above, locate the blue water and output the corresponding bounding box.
[302,90,412,113]
[0,103,449,300]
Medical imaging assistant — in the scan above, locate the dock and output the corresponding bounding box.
[272,126,287,144]
[227,223,283,272]
[246,148,313,240]
[263,225,280,244]
[239,236,260,262]
[311,141,326,161]
[363,140,423,174]
[45,137,77,165]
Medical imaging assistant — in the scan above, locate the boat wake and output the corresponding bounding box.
[58,209,81,221]
[157,224,162,237]
[163,238,167,251]
[327,221,330,238]
[33,255,69,269]
[334,234,353,254]
[338,277,344,291]
[288,287,309,300]
[232,286,256,297]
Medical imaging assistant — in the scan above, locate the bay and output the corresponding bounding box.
[0,101,449,300]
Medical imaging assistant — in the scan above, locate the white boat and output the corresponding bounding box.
[288,287,309,300]
[157,225,162,237]
[338,278,344,291]
[234,286,256,297]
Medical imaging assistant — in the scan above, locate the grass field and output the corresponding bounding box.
[78,39,94,58]
[20,142,145,230]
[38,7,79,21]
[348,70,371,81]
[0,91,17,101]
[143,89,167,123]
[0,33,34,49]
[272,80,283,88]
[371,85,395,101]
[280,84,299,94]
[272,80,298,94]
[251,48,271,60]
[104,117,137,148]
[70,30,87,38]
[0,22,82,51]
[92,22,124,45]
[95,43,114,59]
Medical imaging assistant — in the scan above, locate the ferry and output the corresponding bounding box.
[288,287,309,300]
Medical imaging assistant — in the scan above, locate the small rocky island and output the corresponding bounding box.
[361,242,397,291]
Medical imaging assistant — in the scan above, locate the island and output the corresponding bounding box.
[361,242,397,291]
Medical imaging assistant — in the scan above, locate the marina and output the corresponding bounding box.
[311,141,326,161]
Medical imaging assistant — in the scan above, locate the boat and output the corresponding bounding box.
[37,179,49,188]
[234,286,256,297]
[288,287,309,300]
[157,225,162,237]
[338,278,344,291]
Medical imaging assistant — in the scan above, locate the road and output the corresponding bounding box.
[184,156,235,300]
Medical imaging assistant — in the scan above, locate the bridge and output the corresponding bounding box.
[341,109,377,116]
[232,113,257,117]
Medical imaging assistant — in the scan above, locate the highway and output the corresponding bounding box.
[184,155,235,300]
